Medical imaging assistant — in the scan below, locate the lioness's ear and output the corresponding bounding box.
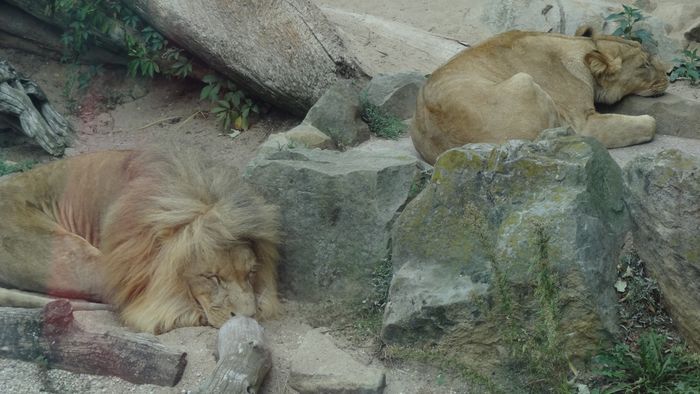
[585,50,621,77]
[575,25,595,37]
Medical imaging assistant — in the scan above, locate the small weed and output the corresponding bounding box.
[670,49,699,85]
[592,331,700,393]
[360,258,393,316]
[359,93,407,139]
[605,5,657,47]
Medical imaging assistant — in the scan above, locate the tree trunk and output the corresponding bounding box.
[0,300,187,386]
[196,316,272,394]
[0,59,73,156]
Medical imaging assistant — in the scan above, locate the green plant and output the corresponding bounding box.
[126,34,160,78]
[0,157,37,176]
[360,258,393,316]
[670,49,699,84]
[203,75,258,130]
[606,5,657,47]
[592,331,700,393]
[359,93,407,139]
[163,48,192,78]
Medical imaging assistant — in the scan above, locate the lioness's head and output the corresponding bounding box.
[577,27,669,104]
[185,244,259,328]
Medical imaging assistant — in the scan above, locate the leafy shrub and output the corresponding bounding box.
[670,49,699,85]
[606,5,657,47]
[592,331,700,393]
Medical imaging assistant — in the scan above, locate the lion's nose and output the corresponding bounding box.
[230,312,236,317]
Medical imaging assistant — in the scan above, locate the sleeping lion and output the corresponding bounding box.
[0,149,281,334]
[412,27,670,164]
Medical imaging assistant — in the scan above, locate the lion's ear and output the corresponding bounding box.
[575,25,596,37]
[585,51,621,77]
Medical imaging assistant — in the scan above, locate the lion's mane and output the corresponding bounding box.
[99,150,281,333]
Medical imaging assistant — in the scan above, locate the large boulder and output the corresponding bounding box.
[624,150,700,350]
[122,0,362,116]
[382,129,630,370]
[244,147,426,303]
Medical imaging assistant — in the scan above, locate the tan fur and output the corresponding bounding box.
[0,150,281,334]
[412,29,670,164]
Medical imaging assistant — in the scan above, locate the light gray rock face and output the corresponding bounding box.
[244,147,425,302]
[303,80,370,148]
[289,329,386,394]
[122,0,361,116]
[362,72,426,120]
[602,93,700,140]
[624,150,700,350]
[382,130,629,369]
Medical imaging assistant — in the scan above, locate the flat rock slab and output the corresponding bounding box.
[601,93,700,139]
[609,135,700,167]
[289,329,385,394]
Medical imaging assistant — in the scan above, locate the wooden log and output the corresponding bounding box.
[196,316,272,394]
[0,300,187,386]
[0,59,73,156]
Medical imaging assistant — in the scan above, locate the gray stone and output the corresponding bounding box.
[289,329,385,394]
[382,131,629,370]
[303,80,370,148]
[362,72,426,120]
[258,123,335,154]
[624,149,700,350]
[601,93,700,140]
[244,147,424,302]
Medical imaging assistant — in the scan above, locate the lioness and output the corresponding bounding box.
[412,27,669,164]
[0,150,281,334]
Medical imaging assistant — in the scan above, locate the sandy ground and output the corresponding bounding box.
[2,2,700,393]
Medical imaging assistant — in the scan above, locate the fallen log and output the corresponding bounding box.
[0,300,187,386]
[0,59,73,156]
[196,316,272,394]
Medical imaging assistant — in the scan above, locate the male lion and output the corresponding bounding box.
[0,150,281,334]
[412,27,669,164]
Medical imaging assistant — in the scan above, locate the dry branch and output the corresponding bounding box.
[0,300,187,386]
[196,316,272,394]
